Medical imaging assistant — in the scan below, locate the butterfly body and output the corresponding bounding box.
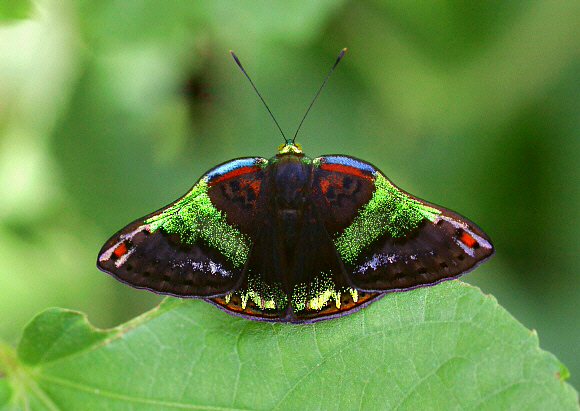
[98,143,493,323]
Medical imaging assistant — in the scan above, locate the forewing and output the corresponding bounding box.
[97,157,267,297]
[313,155,494,291]
[312,155,376,234]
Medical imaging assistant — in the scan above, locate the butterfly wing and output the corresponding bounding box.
[97,157,268,297]
[312,155,494,292]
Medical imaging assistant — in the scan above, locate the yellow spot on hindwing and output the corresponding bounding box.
[308,288,342,310]
[224,272,360,314]
[349,288,358,303]
[241,294,249,309]
[292,272,355,311]
[231,272,288,311]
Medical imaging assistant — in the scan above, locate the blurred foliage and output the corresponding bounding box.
[0,0,579,393]
[0,0,32,21]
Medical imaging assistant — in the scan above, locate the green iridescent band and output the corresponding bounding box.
[292,271,357,311]
[232,271,356,313]
[334,172,441,264]
[231,271,288,310]
[146,178,250,267]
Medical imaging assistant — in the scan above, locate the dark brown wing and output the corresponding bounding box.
[97,157,267,297]
[287,200,383,322]
[312,155,494,292]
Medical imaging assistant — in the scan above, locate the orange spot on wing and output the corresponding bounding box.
[460,231,477,247]
[113,242,128,257]
[319,177,331,195]
[298,290,381,320]
[249,179,261,194]
[210,296,280,319]
[318,174,343,196]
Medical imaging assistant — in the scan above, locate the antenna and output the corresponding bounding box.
[292,47,346,144]
[230,51,287,143]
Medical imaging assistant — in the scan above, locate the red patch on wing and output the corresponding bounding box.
[319,177,331,194]
[248,179,261,194]
[320,163,373,179]
[208,165,261,185]
[113,242,128,257]
[460,231,477,247]
[318,175,341,195]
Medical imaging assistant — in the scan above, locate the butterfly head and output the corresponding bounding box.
[278,142,303,155]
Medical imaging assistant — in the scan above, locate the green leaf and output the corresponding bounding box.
[17,309,115,366]
[0,281,577,410]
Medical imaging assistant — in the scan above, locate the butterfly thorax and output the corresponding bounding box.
[269,153,314,264]
[271,142,309,209]
[271,154,311,209]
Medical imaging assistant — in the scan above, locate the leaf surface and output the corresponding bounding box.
[0,281,577,410]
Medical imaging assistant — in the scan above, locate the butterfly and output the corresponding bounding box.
[97,49,494,323]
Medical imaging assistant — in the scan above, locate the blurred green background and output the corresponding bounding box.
[1,0,579,389]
